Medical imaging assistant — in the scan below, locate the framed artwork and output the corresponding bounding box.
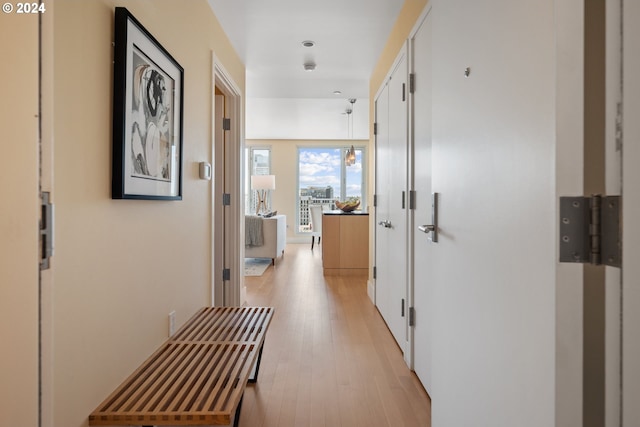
[112,7,184,200]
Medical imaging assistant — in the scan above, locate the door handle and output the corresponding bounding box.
[419,193,439,242]
[418,225,435,233]
[378,220,392,228]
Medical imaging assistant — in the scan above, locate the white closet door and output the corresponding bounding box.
[387,53,409,350]
[375,80,390,318]
[375,50,409,351]
[375,84,392,335]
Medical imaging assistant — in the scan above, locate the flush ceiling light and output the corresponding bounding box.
[333,90,342,95]
[303,62,316,71]
[302,40,315,48]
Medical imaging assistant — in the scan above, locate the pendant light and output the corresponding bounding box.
[345,99,357,166]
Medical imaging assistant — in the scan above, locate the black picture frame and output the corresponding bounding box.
[112,7,184,200]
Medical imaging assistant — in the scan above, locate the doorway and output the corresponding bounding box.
[212,56,243,307]
[622,1,640,424]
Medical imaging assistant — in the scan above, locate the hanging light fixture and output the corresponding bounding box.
[344,98,357,166]
[346,145,356,166]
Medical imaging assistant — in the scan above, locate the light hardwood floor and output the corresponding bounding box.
[241,243,431,427]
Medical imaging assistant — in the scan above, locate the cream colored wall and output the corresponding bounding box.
[247,139,370,244]
[0,13,40,427]
[370,0,429,99]
[52,1,243,426]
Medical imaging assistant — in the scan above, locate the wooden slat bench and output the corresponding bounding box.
[89,306,274,426]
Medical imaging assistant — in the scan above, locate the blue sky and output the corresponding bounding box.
[298,147,363,198]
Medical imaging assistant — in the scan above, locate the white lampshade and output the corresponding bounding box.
[251,175,276,190]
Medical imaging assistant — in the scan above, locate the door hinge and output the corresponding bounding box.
[373,266,377,279]
[409,73,415,94]
[615,102,623,152]
[402,191,406,209]
[401,298,405,317]
[222,268,231,281]
[373,194,377,207]
[402,83,406,102]
[374,122,378,135]
[222,193,231,206]
[223,118,231,131]
[409,190,416,210]
[559,195,621,267]
[409,307,415,327]
[40,192,54,271]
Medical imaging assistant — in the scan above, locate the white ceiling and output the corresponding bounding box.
[206,0,405,100]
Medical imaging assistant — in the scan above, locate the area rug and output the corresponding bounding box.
[244,258,272,276]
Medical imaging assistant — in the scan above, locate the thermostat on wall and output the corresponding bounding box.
[199,162,212,180]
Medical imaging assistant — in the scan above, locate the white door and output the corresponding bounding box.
[374,82,392,338]
[622,1,640,424]
[374,50,409,350]
[600,2,640,424]
[410,11,433,393]
[429,1,558,424]
[387,52,409,350]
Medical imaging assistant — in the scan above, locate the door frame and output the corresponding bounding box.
[212,54,244,307]
[373,79,385,306]
[41,5,55,426]
[603,0,622,423]
[622,1,640,424]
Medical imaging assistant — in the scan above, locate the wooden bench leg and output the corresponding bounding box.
[248,342,265,383]
[234,394,244,427]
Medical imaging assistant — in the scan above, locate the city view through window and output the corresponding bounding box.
[297,147,365,233]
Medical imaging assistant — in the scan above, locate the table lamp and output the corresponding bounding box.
[251,175,276,215]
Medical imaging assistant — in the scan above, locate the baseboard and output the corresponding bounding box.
[367,279,375,304]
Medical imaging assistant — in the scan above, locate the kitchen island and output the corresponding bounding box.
[322,210,369,276]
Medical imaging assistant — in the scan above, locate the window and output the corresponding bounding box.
[245,147,271,215]
[297,146,366,233]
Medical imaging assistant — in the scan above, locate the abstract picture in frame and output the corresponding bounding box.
[112,7,184,200]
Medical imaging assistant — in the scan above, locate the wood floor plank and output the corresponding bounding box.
[242,244,430,427]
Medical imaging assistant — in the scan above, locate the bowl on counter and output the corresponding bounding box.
[335,200,360,212]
